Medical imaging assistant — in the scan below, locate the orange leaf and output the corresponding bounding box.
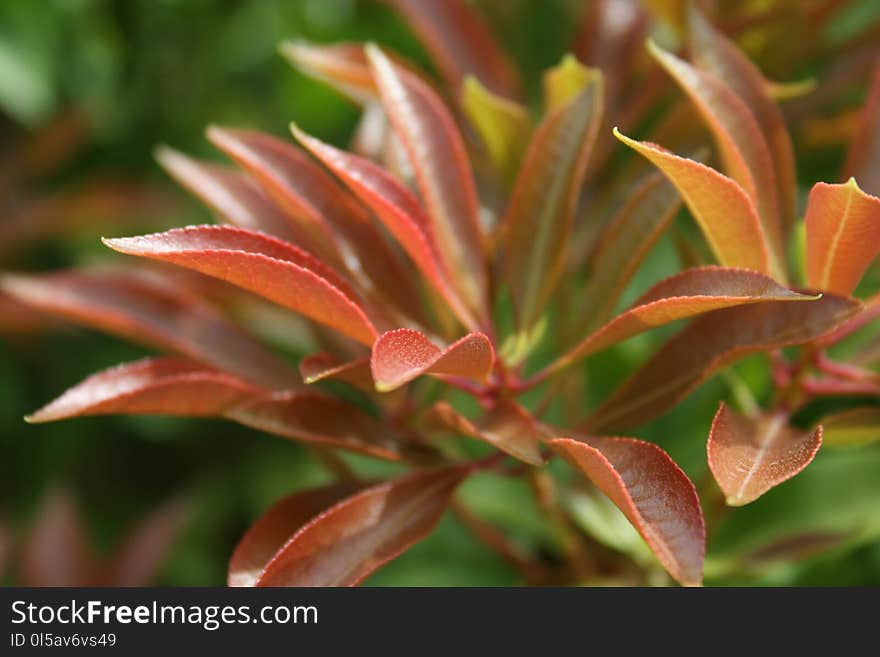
[254,467,468,586]
[708,403,822,506]
[549,436,705,586]
[550,267,815,373]
[427,400,544,465]
[103,225,379,346]
[370,328,494,392]
[229,483,367,587]
[613,129,772,275]
[805,179,880,295]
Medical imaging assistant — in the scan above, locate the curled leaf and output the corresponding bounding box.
[587,293,861,431]
[229,482,366,587]
[103,225,379,346]
[370,328,494,392]
[427,400,544,465]
[551,267,816,373]
[804,179,880,296]
[708,403,822,506]
[614,129,772,275]
[549,436,705,586]
[255,466,468,586]
[0,269,295,390]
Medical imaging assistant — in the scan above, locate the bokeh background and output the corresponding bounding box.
[1,0,879,586]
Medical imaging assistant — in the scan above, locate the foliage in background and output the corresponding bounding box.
[2,0,880,586]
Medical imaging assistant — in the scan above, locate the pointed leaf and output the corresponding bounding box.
[613,129,772,274]
[299,353,373,391]
[103,225,379,346]
[279,41,377,104]
[504,67,604,329]
[227,390,400,460]
[689,6,797,233]
[366,45,488,318]
[821,408,880,448]
[460,76,530,184]
[805,179,880,296]
[587,293,861,431]
[370,328,494,392]
[581,170,681,327]
[427,400,544,465]
[155,145,309,247]
[551,267,815,372]
[206,127,424,321]
[255,466,468,586]
[26,358,262,423]
[543,54,595,111]
[291,124,478,329]
[708,404,822,506]
[843,62,880,195]
[648,40,783,262]
[548,436,705,586]
[0,269,296,389]
[385,0,520,97]
[229,482,366,587]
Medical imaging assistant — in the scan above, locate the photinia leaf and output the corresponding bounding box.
[503,65,603,330]
[366,45,489,321]
[254,466,469,586]
[108,497,188,586]
[291,124,479,330]
[543,54,595,112]
[613,129,772,275]
[154,145,310,248]
[580,170,681,327]
[103,225,380,346]
[820,408,880,448]
[427,400,544,465]
[548,436,705,586]
[460,76,531,185]
[23,489,94,587]
[586,293,861,432]
[206,127,425,322]
[229,482,367,587]
[549,267,816,373]
[299,353,373,391]
[843,63,880,195]
[370,328,494,392]
[384,0,520,98]
[804,179,880,296]
[0,269,296,390]
[647,39,783,263]
[26,358,262,423]
[708,403,822,506]
[279,41,378,104]
[688,7,797,234]
[227,390,401,460]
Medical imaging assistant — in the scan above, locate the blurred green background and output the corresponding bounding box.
[1,0,879,586]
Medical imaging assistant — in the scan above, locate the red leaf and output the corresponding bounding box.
[254,467,468,586]
[370,328,494,392]
[279,41,378,104]
[299,353,373,391]
[26,358,262,423]
[229,483,366,587]
[227,390,400,460]
[206,127,424,322]
[613,129,772,275]
[108,497,188,586]
[548,437,705,586]
[366,45,488,320]
[385,0,520,98]
[550,267,815,373]
[503,66,604,329]
[291,124,478,330]
[427,400,544,465]
[804,179,880,296]
[23,488,94,587]
[103,225,379,346]
[0,269,296,389]
[708,403,822,506]
[586,293,861,431]
[155,145,310,248]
